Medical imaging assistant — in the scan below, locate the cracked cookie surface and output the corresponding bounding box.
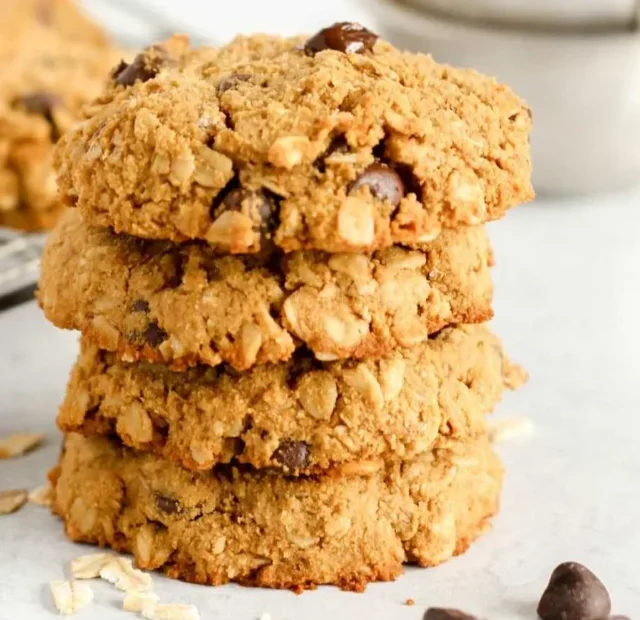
[39,211,494,369]
[54,28,533,252]
[0,0,120,231]
[57,325,517,473]
[51,433,503,591]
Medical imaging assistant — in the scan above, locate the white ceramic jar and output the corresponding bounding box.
[361,0,640,195]
[401,0,638,29]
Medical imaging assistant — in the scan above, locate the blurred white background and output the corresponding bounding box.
[81,0,369,46]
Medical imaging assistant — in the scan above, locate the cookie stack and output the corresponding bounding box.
[38,25,533,591]
[0,0,119,231]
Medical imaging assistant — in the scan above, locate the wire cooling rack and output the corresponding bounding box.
[0,0,190,312]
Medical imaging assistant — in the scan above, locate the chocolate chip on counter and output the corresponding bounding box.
[424,608,479,620]
[538,562,611,620]
[272,440,310,471]
[155,493,182,514]
[113,46,167,87]
[217,73,251,94]
[304,22,378,56]
[13,92,62,141]
[350,162,405,206]
[131,299,150,313]
[143,322,168,347]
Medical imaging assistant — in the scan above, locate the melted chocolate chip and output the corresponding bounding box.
[113,46,167,87]
[131,299,150,313]
[424,609,478,620]
[217,73,251,94]
[14,92,62,142]
[213,187,279,254]
[304,22,378,56]
[272,440,310,471]
[144,322,167,347]
[538,562,611,620]
[37,0,53,25]
[155,493,182,514]
[313,136,348,173]
[350,162,405,206]
[165,254,185,289]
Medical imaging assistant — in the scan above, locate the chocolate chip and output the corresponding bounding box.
[143,322,167,347]
[272,440,310,471]
[131,299,150,312]
[304,22,378,56]
[213,187,279,254]
[37,0,52,25]
[424,609,478,620]
[350,162,405,206]
[155,493,182,514]
[538,562,611,620]
[313,136,348,173]
[165,253,185,289]
[113,46,167,87]
[110,60,128,80]
[14,91,62,142]
[217,73,251,94]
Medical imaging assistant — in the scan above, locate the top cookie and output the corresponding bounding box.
[54,25,533,253]
[0,0,119,231]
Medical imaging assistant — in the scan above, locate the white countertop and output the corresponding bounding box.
[1,193,640,618]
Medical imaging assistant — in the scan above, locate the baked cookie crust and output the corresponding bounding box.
[38,211,494,370]
[57,325,514,473]
[51,433,503,591]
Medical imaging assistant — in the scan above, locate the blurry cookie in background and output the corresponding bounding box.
[0,0,121,232]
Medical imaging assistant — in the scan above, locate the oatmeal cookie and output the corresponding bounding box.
[51,433,503,591]
[38,211,494,370]
[57,325,516,473]
[0,0,119,231]
[54,26,533,251]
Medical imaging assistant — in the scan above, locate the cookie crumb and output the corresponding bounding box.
[488,416,533,443]
[0,433,45,458]
[258,614,272,620]
[0,489,28,515]
[49,580,93,615]
[29,484,53,506]
[142,603,200,620]
[405,598,415,606]
[502,360,528,390]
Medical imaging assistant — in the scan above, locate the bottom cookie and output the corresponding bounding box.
[51,434,503,592]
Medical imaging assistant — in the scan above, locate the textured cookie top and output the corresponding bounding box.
[55,25,533,253]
